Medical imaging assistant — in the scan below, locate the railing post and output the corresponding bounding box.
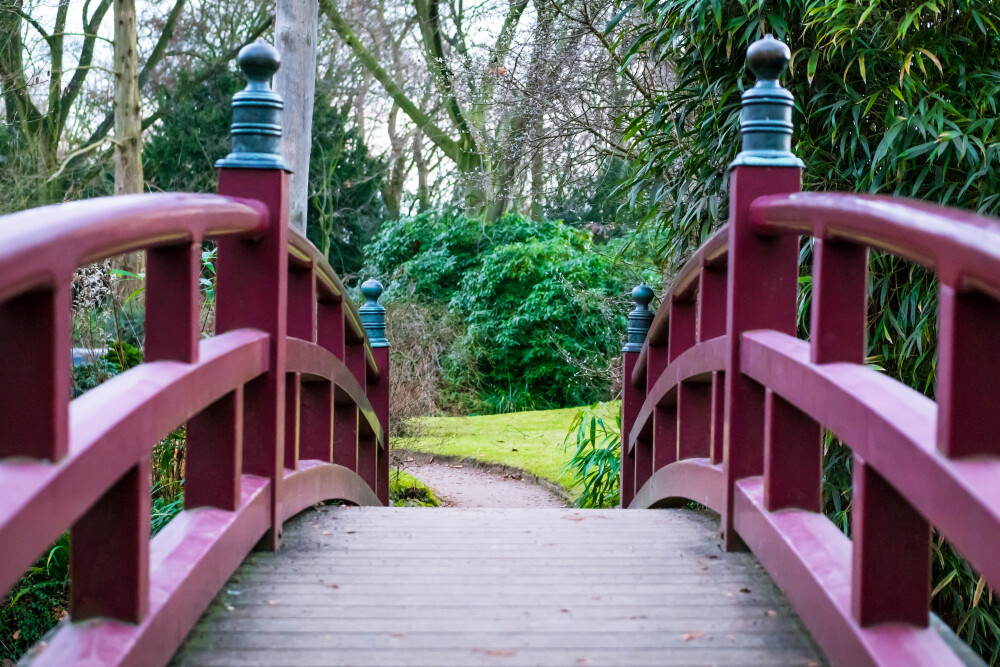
[722,35,803,549]
[212,40,289,549]
[360,279,390,505]
[621,283,654,507]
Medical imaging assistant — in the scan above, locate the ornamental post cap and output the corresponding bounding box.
[239,39,281,80]
[729,34,804,170]
[359,278,389,348]
[746,34,790,80]
[215,39,289,171]
[631,282,655,308]
[623,282,655,353]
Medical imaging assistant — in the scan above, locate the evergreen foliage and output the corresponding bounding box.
[365,211,658,410]
[144,68,385,276]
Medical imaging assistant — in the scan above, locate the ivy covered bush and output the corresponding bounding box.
[365,211,657,411]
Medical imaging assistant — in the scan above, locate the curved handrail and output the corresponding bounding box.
[750,192,1000,297]
[0,193,266,301]
[633,226,728,386]
[288,228,380,380]
[0,330,269,598]
[628,336,725,454]
[286,337,385,446]
[741,330,1000,592]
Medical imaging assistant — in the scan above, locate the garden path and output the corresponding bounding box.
[404,461,567,508]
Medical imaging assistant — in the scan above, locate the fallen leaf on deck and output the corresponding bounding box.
[474,649,516,657]
[682,631,705,641]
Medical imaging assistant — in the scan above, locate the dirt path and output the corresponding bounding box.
[404,461,567,508]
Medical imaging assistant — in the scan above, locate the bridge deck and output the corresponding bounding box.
[172,507,825,666]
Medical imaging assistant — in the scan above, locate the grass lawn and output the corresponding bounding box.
[398,403,618,498]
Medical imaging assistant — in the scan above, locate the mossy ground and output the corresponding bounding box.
[398,405,617,498]
[389,469,442,507]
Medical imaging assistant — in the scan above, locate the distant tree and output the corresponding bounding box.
[144,68,385,276]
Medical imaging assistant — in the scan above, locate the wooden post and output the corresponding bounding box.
[214,40,290,550]
[621,284,654,507]
[722,35,802,549]
[360,279,389,505]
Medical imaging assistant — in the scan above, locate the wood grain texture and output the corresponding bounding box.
[172,507,825,666]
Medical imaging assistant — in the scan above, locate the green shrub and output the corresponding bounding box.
[563,402,621,508]
[366,211,658,410]
[1,535,68,662]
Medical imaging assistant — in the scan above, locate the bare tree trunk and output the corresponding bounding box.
[113,0,142,194]
[113,0,144,300]
[414,133,430,212]
[274,0,319,234]
[382,103,408,219]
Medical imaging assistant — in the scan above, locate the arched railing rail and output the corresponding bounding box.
[622,35,999,667]
[0,41,389,666]
[622,226,729,511]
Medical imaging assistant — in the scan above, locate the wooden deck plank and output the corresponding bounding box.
[172,507,825,666]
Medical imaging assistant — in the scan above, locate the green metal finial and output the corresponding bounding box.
[729,34,804,169]
[623,283,655,353]
[216,40,288,171]
[359,278,389,348]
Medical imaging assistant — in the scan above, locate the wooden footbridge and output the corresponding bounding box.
[2,36,999,666]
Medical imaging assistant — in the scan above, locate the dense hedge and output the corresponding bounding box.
[365,211,658,410]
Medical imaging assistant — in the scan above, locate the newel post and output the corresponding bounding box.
[360,279,390,505]
[621,283,654,508]
[722,35,803,549]
[213,40,290,549]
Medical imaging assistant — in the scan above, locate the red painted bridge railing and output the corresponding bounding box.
[0,42,388,665]
[621,36,1000,666]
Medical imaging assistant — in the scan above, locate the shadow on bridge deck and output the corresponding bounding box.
[172,507,824,666]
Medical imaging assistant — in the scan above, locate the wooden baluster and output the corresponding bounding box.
[710,372,724,464]
[337,338,365,475]
[285,265,314,470]
[764,239,864,512]
[323,299,355,471]
[653,405,678,470]
[348,339,376,491]
[698,264,728,342]
[71,458,150,622]
[214,39,290,549]
[677,381,711,460]
[360,279,390,505]
[300,379,333,462]
[722,35,802,549]
[852,459,931,626]
[186,388,244,511]
[937,284,1000,457]
[284,374,301,469]
[667,297,696,361]
[621,284,654,507]
[0,285,71,460]
[647,342,674,472]
[146,243,201,364]
[763,390,820,512]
